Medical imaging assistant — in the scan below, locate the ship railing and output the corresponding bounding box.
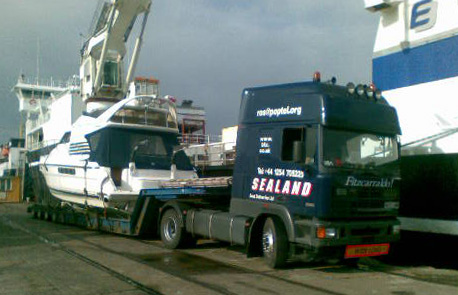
[18,76,80,89]
[25,113,51,131]
[179,134,222,145]
[27,139,59,152]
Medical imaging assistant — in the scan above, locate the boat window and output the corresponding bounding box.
[111,108,167,126]
[59,132,71,144]
[58,167,76,175]
[109,97,178,129]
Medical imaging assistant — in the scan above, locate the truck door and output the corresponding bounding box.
[277,126,317,215]
[246,126,317,211]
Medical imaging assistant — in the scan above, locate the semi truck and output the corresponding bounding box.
[29,78,402,268]
[150,78,402,268]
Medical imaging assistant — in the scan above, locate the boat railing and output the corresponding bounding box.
[179,134,222,145]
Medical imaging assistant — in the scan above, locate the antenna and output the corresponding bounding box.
[36,37,40,85]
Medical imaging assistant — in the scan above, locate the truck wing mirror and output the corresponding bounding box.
[292,141,305,163]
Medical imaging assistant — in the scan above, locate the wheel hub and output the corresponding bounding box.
[164,218,177,241]
[263,228,274,254]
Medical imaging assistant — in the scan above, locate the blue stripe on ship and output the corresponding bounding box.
[373,34,458,91]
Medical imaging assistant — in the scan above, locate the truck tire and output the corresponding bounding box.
[262,217,289,268]
[160,209,187,249]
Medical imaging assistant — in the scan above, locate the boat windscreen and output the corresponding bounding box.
[109,97,178,129]
[86,127,193,170]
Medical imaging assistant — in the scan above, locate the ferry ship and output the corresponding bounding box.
[0,138,26,203]
[366,0,458,235]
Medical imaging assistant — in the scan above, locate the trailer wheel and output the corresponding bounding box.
[342,258,360,267]
[262,217,288,268]
[51,212,58,223]
[160,209,186,249]
[32,208,38,219]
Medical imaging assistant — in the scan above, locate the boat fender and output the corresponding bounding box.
[170,164,177,180]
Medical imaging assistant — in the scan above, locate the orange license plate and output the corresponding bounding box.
[344,243,390,258]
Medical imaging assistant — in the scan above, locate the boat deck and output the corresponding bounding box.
[159,176,232,188]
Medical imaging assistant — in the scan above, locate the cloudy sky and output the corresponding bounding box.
[0,0,379,143]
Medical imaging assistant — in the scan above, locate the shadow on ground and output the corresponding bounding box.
[380,231,458,270]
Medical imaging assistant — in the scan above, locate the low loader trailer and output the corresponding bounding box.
[29,78,403,268]
[28,178,230,236]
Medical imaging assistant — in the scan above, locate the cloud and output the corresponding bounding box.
[0,0,379,143]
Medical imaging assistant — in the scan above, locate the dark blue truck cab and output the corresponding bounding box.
[158,80,402,268]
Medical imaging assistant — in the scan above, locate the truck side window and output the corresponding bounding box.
[282,128,304,161]
[306,127,317,165]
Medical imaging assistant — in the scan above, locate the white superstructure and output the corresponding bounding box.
[13,76,81,151]
[367,0,458,154]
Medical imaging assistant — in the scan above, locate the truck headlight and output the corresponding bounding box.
[317,226,338,239]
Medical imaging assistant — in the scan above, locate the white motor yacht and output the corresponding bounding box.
[41,95,197,211]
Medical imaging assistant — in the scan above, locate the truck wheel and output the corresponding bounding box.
[262,217,289,268]
[160,209,186,249]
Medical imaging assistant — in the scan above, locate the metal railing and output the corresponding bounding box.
[27,139,59,152]
[185,141,236,167]
[189,152,236,167]
[179,134,222,145]
[18,75,80,90]
[25,114,51,131]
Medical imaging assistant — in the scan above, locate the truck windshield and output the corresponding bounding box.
[322,128,398,169]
